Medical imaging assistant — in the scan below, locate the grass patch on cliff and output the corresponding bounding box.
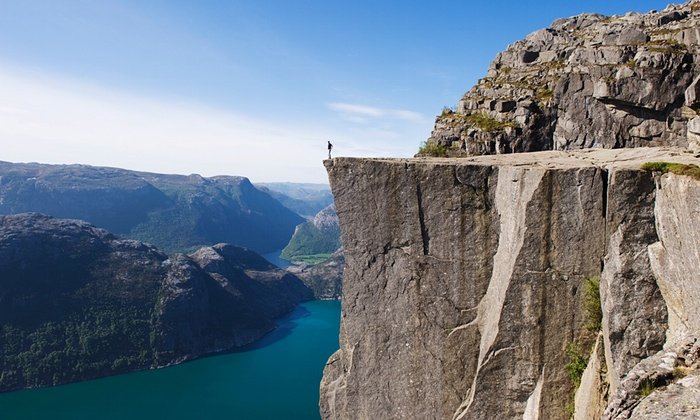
[417,141,448,157]
[584,276,602,333]
[563,276,605,412]
[639,378,655,397]
[535,86,554,102]
[641,162,700,181]
[673,366,690,379]
[645,38,688,54]
[440,106,455,117]
[463,112,519,132]
[565,342,588,388]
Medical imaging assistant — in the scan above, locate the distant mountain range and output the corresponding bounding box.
[0,213,312,392]
[256,182,333,219]
[0,161,304,254]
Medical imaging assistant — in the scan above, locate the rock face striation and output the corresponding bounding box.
[0,213,312,392]
[321,148,700,419]
[425,1,700,156]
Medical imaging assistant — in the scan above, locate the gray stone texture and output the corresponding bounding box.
[649,173,700,343]
[321,147,700,420]
[600,169,667,397]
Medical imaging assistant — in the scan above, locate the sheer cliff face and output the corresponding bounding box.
[426,1,700,156]
[321,148,700,419]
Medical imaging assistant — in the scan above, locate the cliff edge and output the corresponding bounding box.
[321,147,700,419]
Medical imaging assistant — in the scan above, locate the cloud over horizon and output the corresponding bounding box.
[0,63,432,184]
[327,102,424,124]
[0,67,367,183]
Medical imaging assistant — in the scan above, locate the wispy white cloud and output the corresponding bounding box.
[0,65,433,183]
[327,102,425,123]
[391,109,423,122]
[0,65,337,183]
[328,102,384,117]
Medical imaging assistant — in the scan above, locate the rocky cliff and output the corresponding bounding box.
[321,148,700,419]
[0,161,304,254]
[0,213,311,392]
[424,1,700,156]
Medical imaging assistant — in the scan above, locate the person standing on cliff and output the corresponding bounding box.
[328,141,333,159]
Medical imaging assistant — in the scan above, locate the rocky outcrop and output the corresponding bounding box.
[0,161,304,254]
[425,1,700,156]
[0,213,311,392]
[321,147,700,419]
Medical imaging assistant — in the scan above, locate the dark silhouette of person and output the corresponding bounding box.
[328,141,333,159]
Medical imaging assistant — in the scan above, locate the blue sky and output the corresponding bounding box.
[0,0,670,182]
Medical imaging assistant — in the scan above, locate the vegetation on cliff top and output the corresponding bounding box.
[417,141,448,157]
[642,162,700,181]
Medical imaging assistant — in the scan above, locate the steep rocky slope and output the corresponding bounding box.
[287,249,344,300]
[0,213,311,392]
[321,148,700,419]
[425,1,700,156]
[0,161,304,254]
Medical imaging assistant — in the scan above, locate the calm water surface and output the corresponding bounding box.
[0,300,341,420]
[262,249,292,269]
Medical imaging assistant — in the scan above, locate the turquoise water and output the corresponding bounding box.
[0,300,341,420]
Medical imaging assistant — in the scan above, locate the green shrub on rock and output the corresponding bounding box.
[417,141,448,157]
[641,162,700,180]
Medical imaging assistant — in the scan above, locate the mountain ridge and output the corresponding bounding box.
[0,213,312,392]
[0,161,304,254]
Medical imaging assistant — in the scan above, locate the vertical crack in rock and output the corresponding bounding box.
[416,183,430,255]
[523,367,546,420]
[323,150,698,420]
[601,168,609,266]
[453,166,545,420]
[648,174,700,344]
[600,169,667,398]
